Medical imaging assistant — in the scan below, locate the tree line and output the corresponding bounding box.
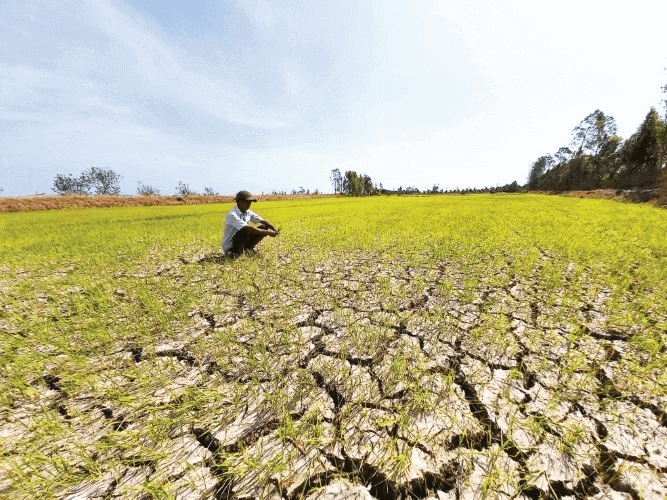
[329,169,521,196]
[50,168,326,197]
[329,169,380,196]
[51,169,223,196]
[51,166,519,197]
[527,84,667,192]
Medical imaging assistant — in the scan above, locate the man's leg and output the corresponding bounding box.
[230,224,268,255]
[230,226,251,255]
[244,223,268,251]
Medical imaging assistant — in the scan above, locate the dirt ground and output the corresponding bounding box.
[0,194,333,212]
[1,189,663,213]
[1,194,665,498]
[532,189,662,206]
[3,250,663,498]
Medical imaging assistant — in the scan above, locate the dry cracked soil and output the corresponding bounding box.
[1,250,666,499]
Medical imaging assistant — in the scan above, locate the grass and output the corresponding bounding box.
[1,194,666,498]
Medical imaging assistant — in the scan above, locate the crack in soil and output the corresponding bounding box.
[17,252,666,499]
[155,345,198,367]
[99,406,131,431]
[43,374,63,392]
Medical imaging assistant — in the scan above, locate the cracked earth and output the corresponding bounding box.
[1,249,666,499]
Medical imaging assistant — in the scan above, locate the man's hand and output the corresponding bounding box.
[259,220,279,237]
[261,220,277,231]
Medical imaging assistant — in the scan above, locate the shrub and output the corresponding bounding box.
[52,167,123,195]
[175,181,192,196]
[137,181,160,196]
[52,173,91,195]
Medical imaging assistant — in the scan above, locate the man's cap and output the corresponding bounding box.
[235,190,257,202]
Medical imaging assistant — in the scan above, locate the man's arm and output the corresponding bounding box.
[249,210,275,231]
[259,219,276,231]
[244,225,278,237]
[247,210,278,235]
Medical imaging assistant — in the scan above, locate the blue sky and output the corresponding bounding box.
[1,0,666,196]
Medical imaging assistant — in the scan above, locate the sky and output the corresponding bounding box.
[1,0,667,196]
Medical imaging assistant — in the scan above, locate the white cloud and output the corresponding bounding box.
[64,0,291,128]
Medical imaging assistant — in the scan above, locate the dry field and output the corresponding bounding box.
[0,195,666,499]
[0,194,332,213]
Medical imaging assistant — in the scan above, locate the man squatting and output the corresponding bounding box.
[223,190,279,259]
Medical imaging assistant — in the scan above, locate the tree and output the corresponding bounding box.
[615,108,663,188]
[338,171,380,196]
[570,110,618,157]
[82,167,123,195]
[329,169,342,194]
[527,155,554,189]
[52,167,123,195]
[360,174,373,195]
[53,173,89,195]
[137,181,160,196]
[343,171,361,195]
[656,84,667,174]
[594,134,622,187]
[203,187,218,196]
[175,181,192,196]
[554,147,573,165]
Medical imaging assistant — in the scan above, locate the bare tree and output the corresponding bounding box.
[175,181,192,196]
[137,181,160,196]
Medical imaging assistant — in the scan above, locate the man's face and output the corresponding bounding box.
[237,199,252,212]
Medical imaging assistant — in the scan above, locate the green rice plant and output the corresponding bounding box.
[1,194,666,497]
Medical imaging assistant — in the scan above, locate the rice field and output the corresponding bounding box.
[1,194,666,499]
